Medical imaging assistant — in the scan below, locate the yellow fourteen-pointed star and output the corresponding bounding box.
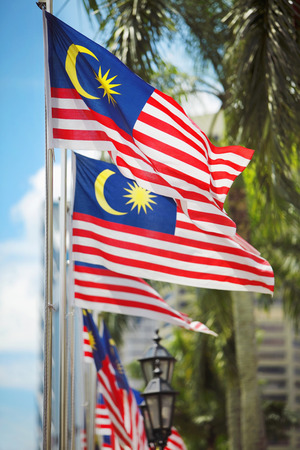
[123,182,157,214]
[95,66,121,104]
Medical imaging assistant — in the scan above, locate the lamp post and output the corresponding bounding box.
[138,329,176,384]
[139,330,177,450]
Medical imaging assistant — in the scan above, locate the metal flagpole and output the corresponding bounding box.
[59,148,68,449]
[88,360,97,450]
[39,1,54,449]
[69,305,76,450]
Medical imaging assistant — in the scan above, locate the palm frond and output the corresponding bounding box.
[224,0,300,217]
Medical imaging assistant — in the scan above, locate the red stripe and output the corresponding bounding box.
[51,87,81,98]
[53,128,108,140]
[52,107,95,120]
[210,142,254,159]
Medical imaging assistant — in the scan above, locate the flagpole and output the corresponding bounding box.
[59,148,68,449]
[88,355,97,450]
[69,306,76,450]
[40,1,54,449]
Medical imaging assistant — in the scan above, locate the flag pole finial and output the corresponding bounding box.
[36,2,46,10]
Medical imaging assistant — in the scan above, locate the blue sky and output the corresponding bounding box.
[0,1,220,448]
[0,1,99,448]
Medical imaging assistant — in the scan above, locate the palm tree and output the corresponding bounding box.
[224,5,300,444]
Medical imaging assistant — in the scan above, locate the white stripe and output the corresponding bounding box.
[83,343,92,352]
[95,417,111,426]
[52,138,112,151]
[51,97,89,110]
[52,118,104,131]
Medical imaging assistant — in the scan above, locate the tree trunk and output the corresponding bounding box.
[226,373,242,450]
[232,292,267,450]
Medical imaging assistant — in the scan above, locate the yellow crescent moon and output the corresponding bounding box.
[95,170,127,216]
[65,44,100,99]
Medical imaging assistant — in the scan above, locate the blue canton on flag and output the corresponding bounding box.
[74,153,176,234]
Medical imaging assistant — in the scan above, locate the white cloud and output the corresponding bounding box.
[0,353,39,390]
[181,92,222,117]
[0,158,73,356]
[0,169,44,353]
[0,156,75,388]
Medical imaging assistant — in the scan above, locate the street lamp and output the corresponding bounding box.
[138,329,176,384]
[139,330,177,450]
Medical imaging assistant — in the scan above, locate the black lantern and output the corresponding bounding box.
[141,361,177,450]
[138,329,176,384]
[140,401,155,446]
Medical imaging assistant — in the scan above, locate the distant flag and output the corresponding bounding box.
[44,11,255,236]
[82,310,148,449]
[72,153,274,294]
[165,427,187,450]
[80,418,88,450]
[83,319,94,362]
[95,393,112,438]
[95,393,118,449]
[76,263,217,336]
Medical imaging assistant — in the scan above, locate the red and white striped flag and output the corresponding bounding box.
[83,311,148,450]
[80,427,87,450]
[165,427,187,450]
[95,393,120,449]
[95,395,113,437]
[82,322,94,363]
[76,264,217,336]
[72,154,274,294]
[45,11,254,236]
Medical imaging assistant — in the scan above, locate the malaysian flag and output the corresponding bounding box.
[165,427,187,450]
[76,263,217,336]
[94,390,187,450]
[44,11,254,236]
[82,319,94,362]
[72,153,274,294]
[82,310,148,449]
[95,393,118,449]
